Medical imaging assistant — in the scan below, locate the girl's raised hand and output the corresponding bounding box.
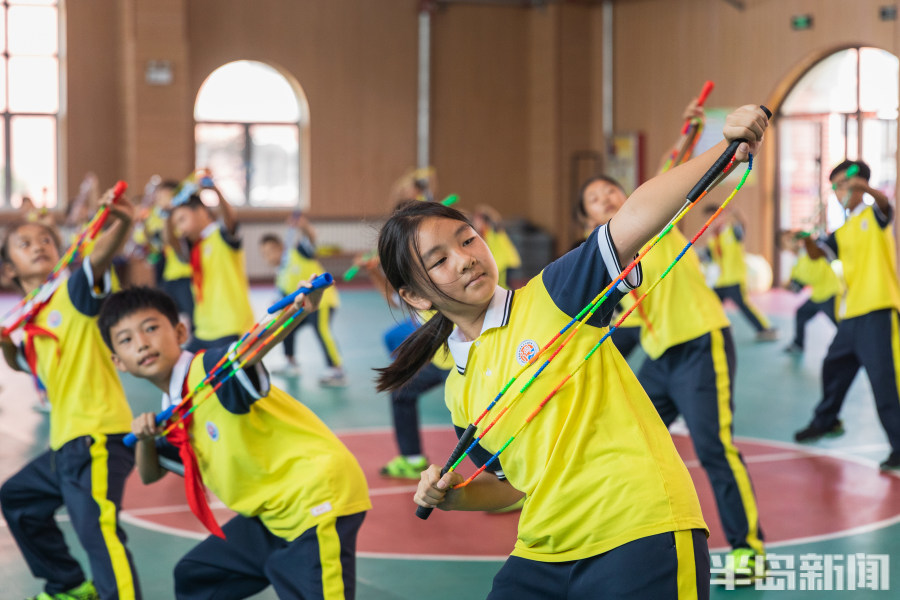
[723,105,769,162]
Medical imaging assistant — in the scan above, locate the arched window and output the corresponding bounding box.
[2,0,60,209]
[194,60,308,208]
[777,47,898,233]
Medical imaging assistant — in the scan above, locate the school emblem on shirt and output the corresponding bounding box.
[206,421,219,441]
[47,310,63,329]
[516,339,539,366]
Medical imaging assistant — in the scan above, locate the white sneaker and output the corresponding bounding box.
[272,363,302,377]
[319,369,347,387]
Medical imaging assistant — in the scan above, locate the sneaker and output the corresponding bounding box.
[319,369,347,387]
[271,363,302,377]
[783,342,803,354]
[713,548,766,585]
[880,452,900,470]
[755,328,779,342]
[28,581,100,600]
[794,420,845,443]
[380,455,429,479]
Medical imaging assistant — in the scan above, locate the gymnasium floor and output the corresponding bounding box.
[1,285,899,599]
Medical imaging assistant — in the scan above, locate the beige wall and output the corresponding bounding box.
[59,0,900,263]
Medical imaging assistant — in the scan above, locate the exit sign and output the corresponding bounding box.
[791,14,813,30]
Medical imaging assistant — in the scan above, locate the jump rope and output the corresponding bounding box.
[417,104,771,520]
[122,273,334,447]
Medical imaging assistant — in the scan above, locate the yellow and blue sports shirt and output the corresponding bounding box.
[162,245,193,281]
[444,225,706,563]
[633,228,730,360]
[709,223,747,288]
[275,240,339,310]
[484,229,522,289]
[21,260,134,450]
[820,203,900,319]
[789,252,842,304]
[191,223,255,341]
[159,349,371,542]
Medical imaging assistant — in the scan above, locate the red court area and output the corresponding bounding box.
[121,429,900,557]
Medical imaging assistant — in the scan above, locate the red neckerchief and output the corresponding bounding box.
[164,353,225,539]
[190,241,204,302]
[23,297,59,394]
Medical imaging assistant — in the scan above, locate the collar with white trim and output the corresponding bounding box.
[162,350,195,410]
[447,286,513,374]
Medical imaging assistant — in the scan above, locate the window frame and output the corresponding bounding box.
[1,0,61,211]
[193,61,308,210]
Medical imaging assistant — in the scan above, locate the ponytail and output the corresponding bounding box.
[375,312,454,392]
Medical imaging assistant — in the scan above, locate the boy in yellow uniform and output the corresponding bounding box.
[705,209,778,341]
[150,181,195,328]
[259,214,346,385]
[100,286,370,599]
[783,232,841,354]
[168,181,254,352]
[795,160,900,470]
[0,189,141,600]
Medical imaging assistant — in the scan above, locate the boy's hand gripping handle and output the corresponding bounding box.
[123,403,177,448]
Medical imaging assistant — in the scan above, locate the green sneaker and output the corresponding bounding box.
[27,581,100,600]
[379,455,428,479]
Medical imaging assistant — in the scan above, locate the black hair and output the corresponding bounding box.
[374,200,475,392]
[98,286,179,351]
[830,159,871,182]
[0,221,63,291]
[260,234,283,246]
[575,175,626,221]
[159,180,180,191]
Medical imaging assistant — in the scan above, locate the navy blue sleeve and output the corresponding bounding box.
[455,425,505,479]
[296,237,316,260]
[220,224,242,250]
[154,438,182,463]
[873,204,894,229]
[820,232,838,260]
[201,345,265,414]
[541,225,639,328]
[67,261,108,317]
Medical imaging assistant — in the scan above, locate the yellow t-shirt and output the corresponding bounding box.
[169,349,371,541]
[25,262,133,449]
[191,225,255,341]
[275,246,339,310]
[825,204,900,319]
[634,229,730,359]
[485,229,522,288]
[789,252,842,304]
[162,245,193,281]
[709,224,746,288]
[444,225,706,563]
